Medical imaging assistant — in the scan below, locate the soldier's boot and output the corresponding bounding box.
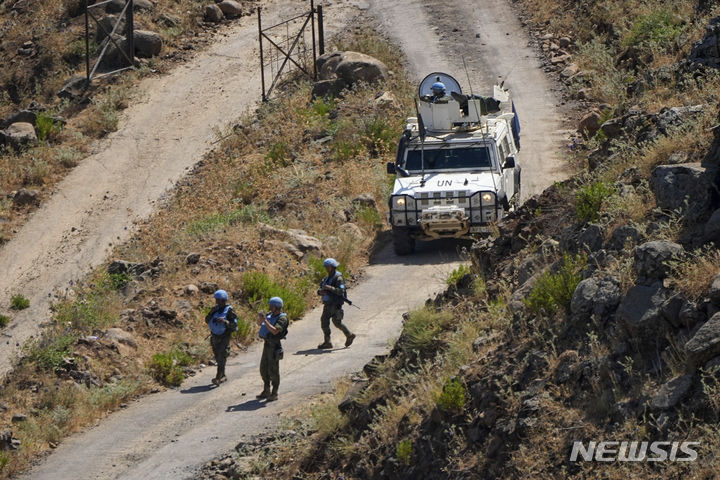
[267,385,279,402]
[256,384,271,399]
[345,333,356,347]
[317,335,333,349]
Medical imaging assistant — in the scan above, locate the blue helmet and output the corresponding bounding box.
[269,297,284,308]
[323,258,340,268]
[214,289,228,301]
[431,81,446,93]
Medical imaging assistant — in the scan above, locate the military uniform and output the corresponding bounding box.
[258,311,288,400]
[205,304,238,383]
[318,270,354,348]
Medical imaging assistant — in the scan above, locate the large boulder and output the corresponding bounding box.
[104,327,137,348]
[686,312,720,367]
[578,111,602,139]
[259,224,322,258]
[606,223,644,251]
[133,30,163,58]
[106,0,153,13]
[711,273,720,306]
[704,208,720,243]
[650,374,694,410]
[97,34,132,70]
[1,122,37,149]
[204,4,224,23]
[57,76,89,100]
[311,79,346,98]
[335,52,389,86]
[688,16,720,69]
[317,51,344,80]
[570,275,621,319]
[633,240,683,283]
[616,284,668,341]
[217,0,244,17]
[650,163,712,220]
[577,223,604,252]
[12,188,39,207]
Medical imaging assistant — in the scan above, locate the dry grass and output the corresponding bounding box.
[670,247,720,301]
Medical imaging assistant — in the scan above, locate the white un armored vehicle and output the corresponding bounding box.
[387,72,522,255]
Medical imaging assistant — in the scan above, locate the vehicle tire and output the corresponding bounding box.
[392,227,415,255]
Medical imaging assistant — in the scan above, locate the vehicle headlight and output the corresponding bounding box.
[392,196,414,209]
[481,193,494,205]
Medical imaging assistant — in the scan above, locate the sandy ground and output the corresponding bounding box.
[13,0,570,477]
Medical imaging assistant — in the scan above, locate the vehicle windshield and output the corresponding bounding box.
[403,146,493,172]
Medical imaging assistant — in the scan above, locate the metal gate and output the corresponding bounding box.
[257,0,324,101]
[84,0,135,82]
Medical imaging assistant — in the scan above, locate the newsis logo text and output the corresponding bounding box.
[570,441,700,462]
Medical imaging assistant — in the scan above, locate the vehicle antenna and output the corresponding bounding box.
[462,56,483,133]
[415,98,427,187]
[463,57,499,203]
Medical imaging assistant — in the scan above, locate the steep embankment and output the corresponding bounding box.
[194,1,720,479]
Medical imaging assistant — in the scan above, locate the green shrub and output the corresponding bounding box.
[106,272,130,290]
[624,10,684,50]
[10,294,30,310]
[24,334,78,371]
[310,96,336,117]
[233,318,252,341]
[149,348,193,387]
[525,254,586,316]
[55,146,82,168]
[332,139,364,162]
[575,181,614,223]
[436,377,466,413]
[241,271,306,319]
[363,116,396,156]
[0,451,10,471]
[402,307,454,355]
[35,112,61,143]
[0,314,9,328]
[355,206,382,228]
[54,280,119,331]
[265,142,292,167]
[446,264,471,286]
[396,438,413,465]
[187,204,269,236]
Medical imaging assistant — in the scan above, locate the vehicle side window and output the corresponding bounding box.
[498,140,507,161]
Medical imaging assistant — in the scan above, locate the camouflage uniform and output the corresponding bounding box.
[318,271,353,347]
[258,312,289,398]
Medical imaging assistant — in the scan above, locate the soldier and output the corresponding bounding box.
[316,258,355,349]
[256,296,289,402]
[205,289,238,385]
[430,82,451,103]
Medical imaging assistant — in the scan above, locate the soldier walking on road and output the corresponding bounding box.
[205,290,238,385]
[256,297,289,402]
[317,258,355,349]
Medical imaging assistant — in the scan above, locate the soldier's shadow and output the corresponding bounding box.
[226,399,267,412]
[294,348,337,356]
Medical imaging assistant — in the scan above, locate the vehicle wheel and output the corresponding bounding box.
[392,227,415,255]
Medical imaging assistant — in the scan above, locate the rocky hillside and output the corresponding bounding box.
[195,2,720,478]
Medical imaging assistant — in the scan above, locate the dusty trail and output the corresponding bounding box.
[17,0,570,478]
[0,0,356,378]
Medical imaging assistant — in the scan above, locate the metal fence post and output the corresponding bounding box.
[258,7,266,101]
[317,4,324,56]
[310,0,317,80]
[85,0,91,81]
[126,0,134,67]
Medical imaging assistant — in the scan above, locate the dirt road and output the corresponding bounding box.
[0,0,359,378]
[17,0,569,477]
